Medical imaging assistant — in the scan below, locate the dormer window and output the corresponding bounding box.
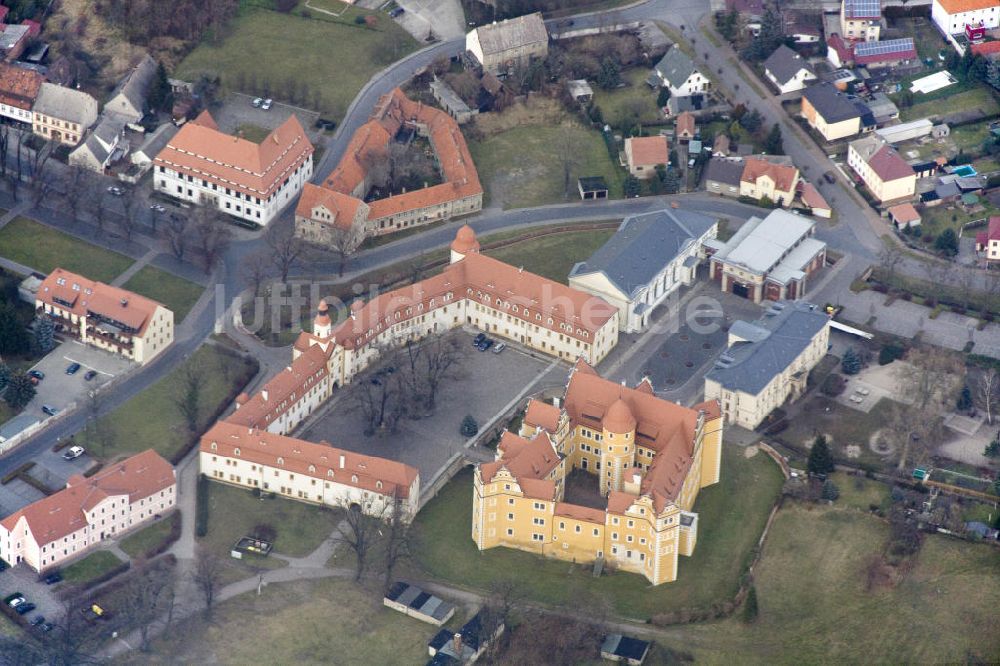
[210,442,217,451]
[308,464,316,473]
[234,448,241,456]
[277,457,284,465]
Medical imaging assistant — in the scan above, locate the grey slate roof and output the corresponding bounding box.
[802,82,861,124]
[34,82,98,126]
[385,582,455,622]
[652,46,698,89]
[107,53,156,117]
[712,209,816,276]
[764,45,815,86]
[704,158,744,187]
[473,12,548,56]
[134,122,178,161]
[569,209,717,299]
[706,301,829,394]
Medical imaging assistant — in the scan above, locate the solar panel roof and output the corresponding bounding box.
[854,38,915,56]
[844,0,880,18]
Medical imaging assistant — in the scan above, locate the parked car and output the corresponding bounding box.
[62,445,86,461]
[107,186,124,196]
[84,370,97,381]
[261,98,273,110]
[39,622,53,632]
[149,204,166,213]
[477,338,494,352]
[492,342,506,354]
[4,593,24,607]
[0,559,8,571]
[27,369,44,382]
[30,615,45,626]
[252,97,263,108]
[42,405,59,416]
[43,571,63,584]
[473,332,486,347]
[15,602,36,615]
[389,7,404,17]
[65,362,81,375]
[823,171,836,184]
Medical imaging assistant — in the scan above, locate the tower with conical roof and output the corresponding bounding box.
[450,224,480,264]
[313,299,333,339]
[599,396,638,495]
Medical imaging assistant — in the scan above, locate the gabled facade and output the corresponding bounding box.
[932,0,1000,39]
[472,361,723,586]
[105,53,157,124]
[739,156,800,206]
[649,46,710,97]
[840,0,882,41]
[801,82,867,141]
[763,45,817,94]
[32,82,99,146]
[847,135,916,203]
[623,135,669,179]
[0,62,41,124]
[466,12,548,74]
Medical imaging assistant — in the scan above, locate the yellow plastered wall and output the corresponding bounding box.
[700,416,723,488]
[547,515,606,562]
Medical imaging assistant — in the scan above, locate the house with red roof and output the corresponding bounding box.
[472,359,723,585]
[0,450,175,571]
[847,135,916,203]
[975,216,1000,262]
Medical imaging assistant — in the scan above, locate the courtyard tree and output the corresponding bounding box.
[333,499,384,581]
[890,348,963,471]
[353,363,405,435]
[193,545,224,615]
[240,248,274,298]
[978,368,999,424]
[193,207,233,273]
[173,363,204,434]
[164,213,191,260]
[326,224,360,278]
[841,348,862,375]
[396,336,465,414]
[265,222,307,283]
[807,434,834,476]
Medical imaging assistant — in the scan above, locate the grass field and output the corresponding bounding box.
[118,514,178,559]
[591,68,663,128]
[648,504,1000,663]
[900,87,1000,122]
[176,5,417,120]
[484,229,615,281]
[0,217,133,282]
[776,396,899,470]
[129,577,432,665]
[919,201,1000,238]
[77,345,257,462]
[410,443,784,618]
[199,482,336,559]
[233,123,272,143]
[62,550,123,584]
[122,266,204,323]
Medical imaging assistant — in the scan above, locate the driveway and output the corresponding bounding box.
[212,93,323,141]
[396,0,465,41]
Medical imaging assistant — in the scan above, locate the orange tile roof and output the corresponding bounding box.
[482,431,560,484]
[888,202,920,223]
[201,420,419,499]
[331,249,617,350]
[971,40,1000,56]
[0,62,41,111]
[306,88,483,233]
[227,343,330,430]
[153,111,313,200]
[798,181,831,211]
[0,450,175,545]
[524,398,561,433]
[296,182,368,231]
[626,135,669,167]
[554,502,605,524]
[937,0,998,13]
[37,268,166,335]
[676,111,696,137]
[740,157,799,192]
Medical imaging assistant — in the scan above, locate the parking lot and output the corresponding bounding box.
[0,444,92,517]
[212,93,322,143]
[0,562,67,632]
[299,331,565,484]
[24,340,132,421]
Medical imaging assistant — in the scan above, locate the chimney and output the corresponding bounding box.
[339,454,345,469]
[553,397,561,408]
[120,298,128,307]
[452,633,463,654]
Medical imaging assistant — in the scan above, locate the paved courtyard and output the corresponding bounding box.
[24,340,132,420]
[212,93,322,142]
[298,332,566,484]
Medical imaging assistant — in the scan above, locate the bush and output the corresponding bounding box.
[143,512,183,560]
[195,474,209,537]
[841,348,862,375]
[984,438,1000,458]
[821,479,840,501]
[878,342,905,365]
[821,373,847,397]
[460,414,478,437]
[742,586,759,623]
[808,435,835,476]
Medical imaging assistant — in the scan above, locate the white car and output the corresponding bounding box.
[252,97,263,108]
[261,98,273,111]
[107,186,124,196]
[62,445,86,461]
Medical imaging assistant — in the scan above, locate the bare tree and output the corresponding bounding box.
[878,241,905,286]
[83,388,112,457]
[117,188,140,242]
[173,362,204,434]
[0,125,9,179]
[62,165,85,222]
[265,222,306,282]
[327,223,361,277]
[979,368,998,425]
[164,213,190,260]
[381,497,411,594]
[240,248,274,298]
[333,499,384,581]
[122,559,177,652]
[193,545,223,615]
[193,208,233,273]
[891,348,963,471]
[557,124,581,200]
[353,364,405,435]
[27,139,54,206]
[396,337,464,415]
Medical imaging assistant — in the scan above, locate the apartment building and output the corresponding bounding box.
[840,0,881,42]
[847,135,917,203]
[739,156,800,206]
[932,0,1000,39]
[0,61,41,125]
[0,450,175,572]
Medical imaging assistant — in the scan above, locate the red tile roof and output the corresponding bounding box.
[868,144,915,182]
[226,343,330,430]
[0,450,175,546]
[0,62,41,111]
[626,135,669,167]
[971,40,1000,56]
[153,111,313,200]
[937,0,998,13]
[888,202,920,224]
[296,182,368,231]
[36,268,166,335]
[524,398,561,433]
[978,216,1000,246]
[201,420,419,499]
[741,157,799,192]
[481,431,561,486]
[675,111,696,138]
[798,181,831,212]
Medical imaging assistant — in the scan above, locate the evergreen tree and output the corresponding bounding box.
[808,435,835,476]
[764,123,783,154]
[624,175,641,198]
[0,304,29,356]
[983,437,999,458]
[32,314,55,355]
[460,414,478,437]
[821,479,840,501]
[4,371,35,409]
[147,61,174,113]
[841,348,862,375]
[739,109,763,133]
[656,87,671,108]
[742,585,759,623]
[935,228,959,256]
[741,8,785,61]
[0,362,9,390]
[662,167,681,195]
[597,58,621,90]
[957,384,973,411]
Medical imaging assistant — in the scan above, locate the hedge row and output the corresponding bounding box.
[195,473,209,537]
[1,461,34,485]
[81,561,131,592]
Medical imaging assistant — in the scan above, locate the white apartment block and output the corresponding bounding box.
[932,0,1000,36]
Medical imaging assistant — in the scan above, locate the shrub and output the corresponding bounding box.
[808,435,835,476]
[841,348,862,375]
[460,415,479,437]
[821,373,846,397]
[742,586,759,623]
[195,474,209,538]
[821,479,840,501]
[878,342,905,365]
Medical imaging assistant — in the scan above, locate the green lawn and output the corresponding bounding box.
[647,504,1000,663]
[919,201,1000,238]
[77,345,257,462]
[199,481,336,559]
[127,578,431,665]
[61,550,124,584]
[484,229,615,282]
[469,123,624,209]
[900,87,1000,122]
[176,5,417,120]
[0,217,133,282]
[591,68,663,128]
[234,123,272,143]
[829,471,891,512]
[122,266,204,322]
[118,514,179,559]
[410,443,785,618]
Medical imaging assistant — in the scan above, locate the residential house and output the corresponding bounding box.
[975,216,1000,262]
[783,10,822,43]
[624,135,669,179]
[0,62,41,125]
[704,157,745,197]
[764,45,817,94]
[0,450,176,571]
[32,82,99,146]
[865,92,900,125]
[712,134,731,156]
[853,38,917,68]
[648,46,710,97]
[675,111,696,141]
[294,88,482,246]
[739,156,800,206]
[69,115,125,172]
[294,183,370,253]
[933,0,1000,42]
[35,267,174,365]
[465,12,548,75]
[847,135,916,203]
[666,94,707,117]
[130,123,178,174]
[888,202,921,228]
[153,110,314,226]
[708,209,827,303]
[798,182,832,218]
[801,82,872,141]
[569,209,718,332]
[472,360,723,586]
[104,53,157,125]
[704,301,830,429]
[840,0,881,41]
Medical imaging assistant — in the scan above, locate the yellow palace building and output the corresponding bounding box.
[472,361,722,585]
